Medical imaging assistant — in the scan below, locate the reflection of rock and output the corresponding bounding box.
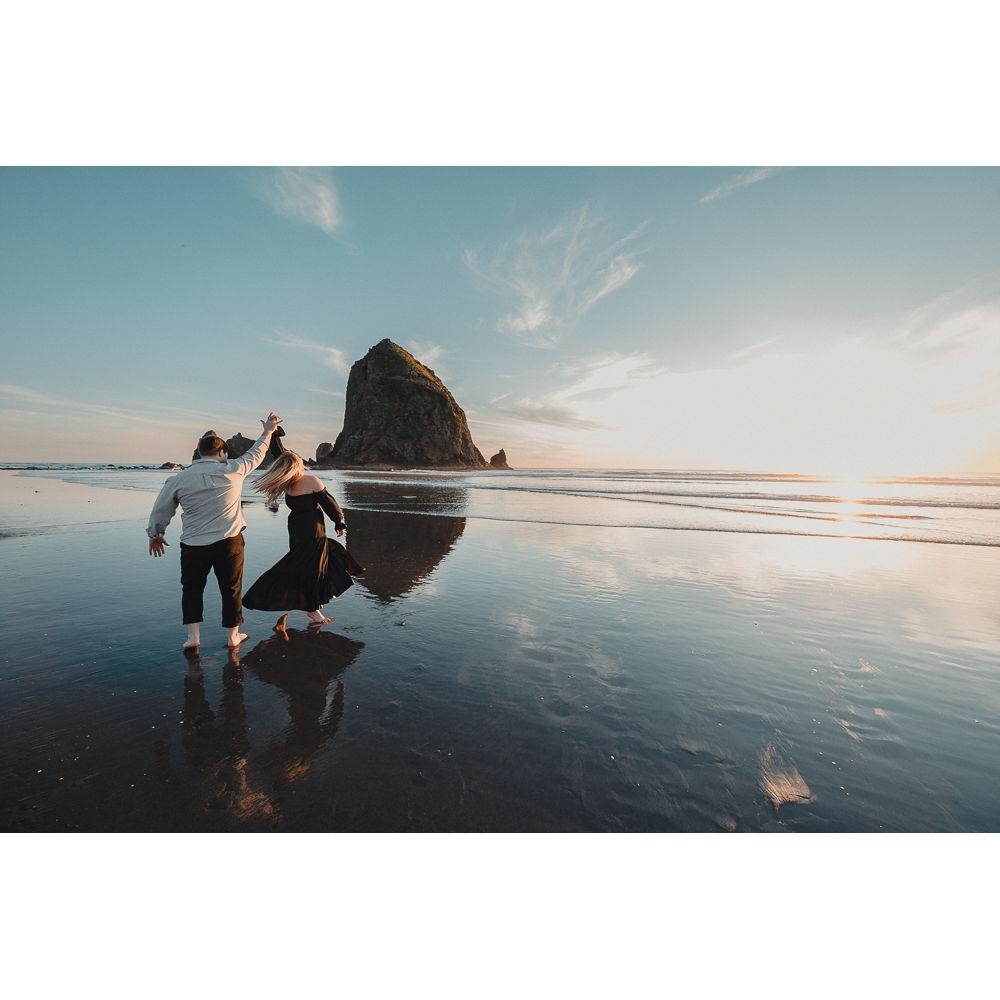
[341,479,469,516]
[316,442,334,463]
[343,506,466,604]
[331,339,487,468]
[489,448,511,469]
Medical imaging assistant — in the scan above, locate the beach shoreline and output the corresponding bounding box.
[2,468,999,832]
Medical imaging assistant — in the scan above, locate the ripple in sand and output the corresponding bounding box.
[759,743,815,809]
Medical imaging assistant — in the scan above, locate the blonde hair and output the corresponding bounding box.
[253,451,305,505]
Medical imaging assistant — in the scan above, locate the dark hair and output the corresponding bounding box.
[197,432,227,457]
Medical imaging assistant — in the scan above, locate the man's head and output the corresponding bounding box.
[196,431,228,460]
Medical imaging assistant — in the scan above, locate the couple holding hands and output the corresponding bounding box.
[147,412,363,651]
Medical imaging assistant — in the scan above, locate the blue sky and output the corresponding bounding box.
[2,166,999,472]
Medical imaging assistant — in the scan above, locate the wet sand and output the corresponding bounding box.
[2,469,999,831]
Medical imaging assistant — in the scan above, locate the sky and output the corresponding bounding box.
[1,166,999,474]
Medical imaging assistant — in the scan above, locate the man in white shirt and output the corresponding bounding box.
[147,411,282,651]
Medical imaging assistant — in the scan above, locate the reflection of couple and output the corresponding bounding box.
[172,628,363,827]
[146,412,363,651]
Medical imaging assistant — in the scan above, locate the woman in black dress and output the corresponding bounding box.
[243,439,364,626]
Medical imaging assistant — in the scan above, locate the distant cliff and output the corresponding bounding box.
[329,339,488,468]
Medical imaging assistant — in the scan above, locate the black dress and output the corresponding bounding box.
[244,488,361,612]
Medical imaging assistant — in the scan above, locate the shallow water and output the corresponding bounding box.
[17,465,1000,545]
[1,469,999,831]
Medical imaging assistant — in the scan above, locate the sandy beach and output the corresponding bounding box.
[2,468,999,831]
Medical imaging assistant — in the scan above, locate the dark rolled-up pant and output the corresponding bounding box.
[180,534,245,627]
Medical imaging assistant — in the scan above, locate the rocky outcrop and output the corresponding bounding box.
[330,339,488,468]
[160,462,184,470]
[316,442,334,463]
[224,433,256,460]
[190,427,284,467]
[489,448,510,469]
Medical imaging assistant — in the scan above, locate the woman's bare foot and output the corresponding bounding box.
[226,628,249,647]
[306,610,332,625]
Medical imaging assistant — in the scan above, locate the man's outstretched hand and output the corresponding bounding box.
[261,411,283,434]
[149,537,169,557]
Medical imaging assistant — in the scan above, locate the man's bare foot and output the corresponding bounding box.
[273,614,288,633]
[183,624,201,651]
[226,629,249,647]
[306,610,332,625]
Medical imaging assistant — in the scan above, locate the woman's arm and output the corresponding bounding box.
[315,487,346,532]
[229,413,281,478]
[266,425,287,462]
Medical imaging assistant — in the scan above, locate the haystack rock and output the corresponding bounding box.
[316,442,334,463]
[489,448,511,469]
[331,339,488,468]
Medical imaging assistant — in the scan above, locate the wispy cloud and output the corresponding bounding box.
[465,205,645,348]
[307,388,344,397]
[249,167,342,235]
[890,273,1000,359]
[0,383,340,464]
[699,167,788,204]
[0,384,203,428]
[264,332,349,374]
[0,384,262,432]
[931,393,999,416]
[406,340,446,367]
[485,353,663,434]
[556,353,670,403]
[885,275,1000,419]
[496,401,610,431]
[729,335,782,363]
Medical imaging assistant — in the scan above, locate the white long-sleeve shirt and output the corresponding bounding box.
[146,429,274,545]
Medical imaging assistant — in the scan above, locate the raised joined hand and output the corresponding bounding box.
[261,411,283,433]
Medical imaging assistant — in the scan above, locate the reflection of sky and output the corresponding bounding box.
[442,517,1000,830]
[535,522,1000,656]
